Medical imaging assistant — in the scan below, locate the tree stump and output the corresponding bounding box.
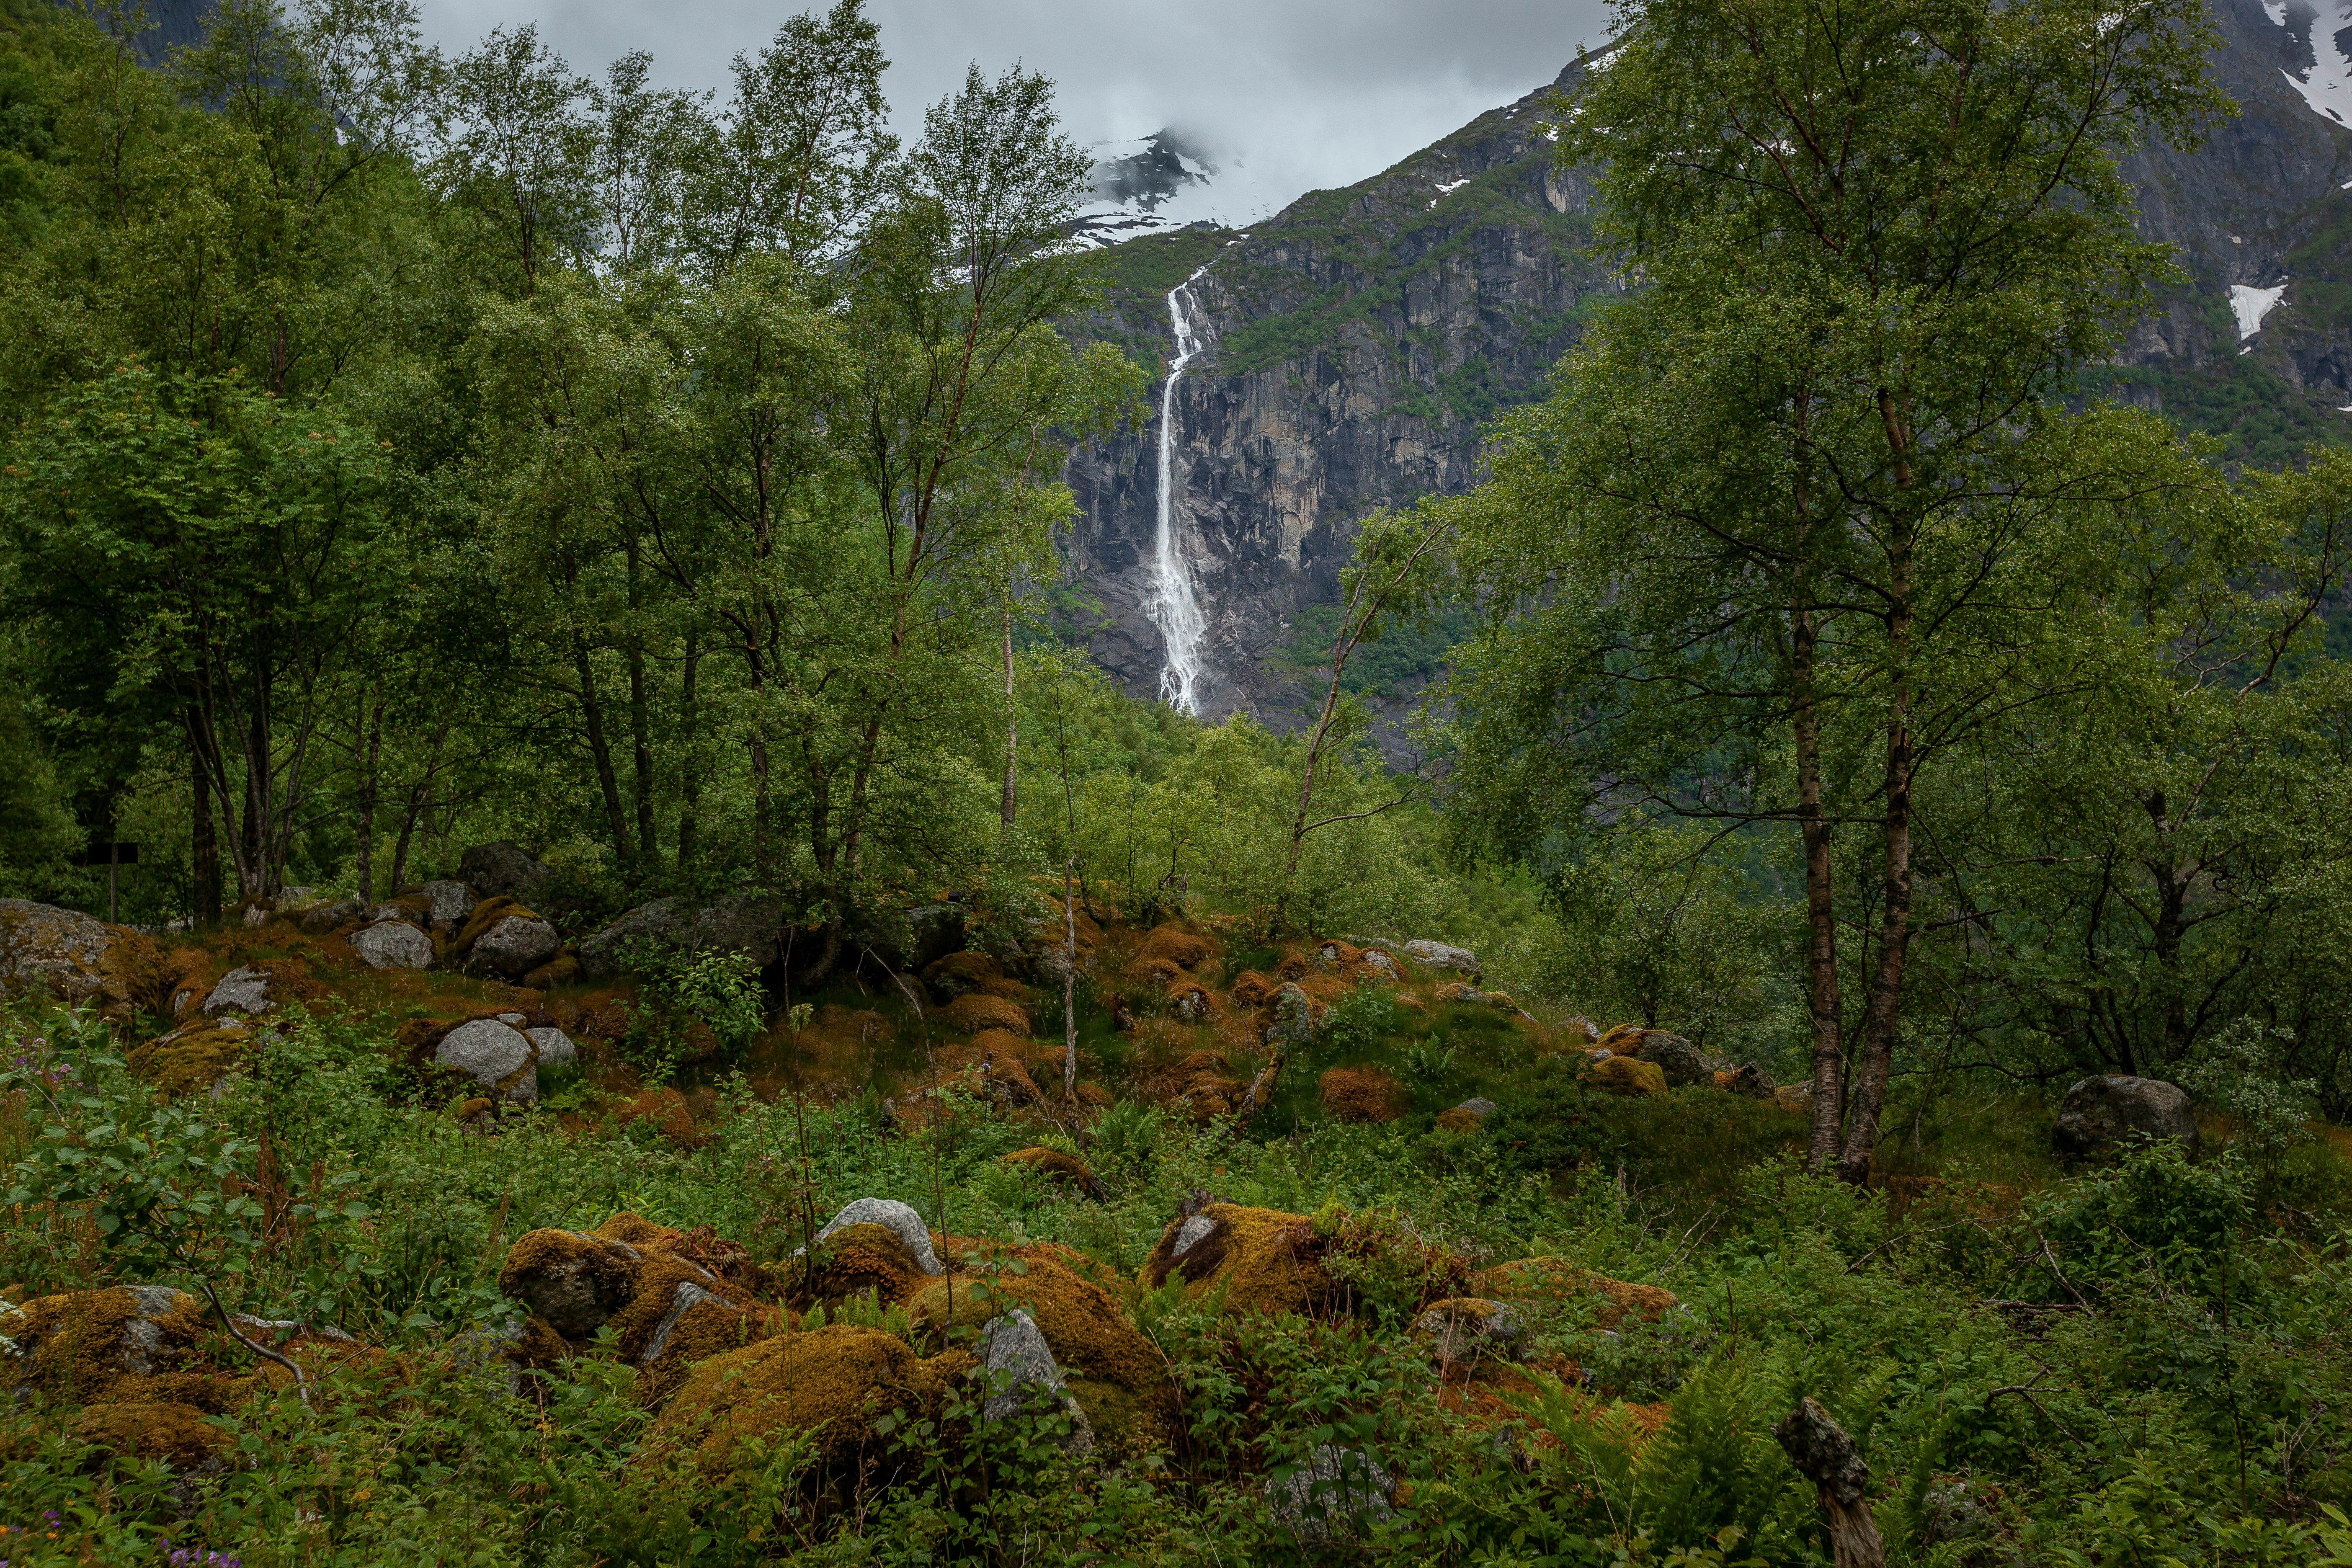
[1772,1396,1885,1568]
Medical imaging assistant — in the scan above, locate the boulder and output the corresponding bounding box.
[1413,1296,1527,1364]
[1403,939,1479,976]
[1319,1065,1405,1123]
[1141,1202,1331,1315]
[0,900,169,1018]
[470,915,560,979]
[1360,949,1401,980]
[577,895,785,979]
[647,1324,970,1477]
[456,842,551,901]
[1,1284,215,1404]
[814,1198,944,1276]
[1635,1032,1710,1088]
[299,896,365,934]
[974,1310,1094,1453]
[1588,1055,1668,1096]
[1436,1095,1498,1132]
[201,966,275,1018]
[496,1228,648,1341]
[1002,1146,1105,1198]
[436,1018,539,1103]
[1266,1444,1395,1543]
[1264,982,1317,1051]
[416,879,477,929]
[526,1026,577,1072]
[2053,1075,2199,1161]
[1723,1063,1777,1099]
[351,920,433,970]
[129,1020,254,1095]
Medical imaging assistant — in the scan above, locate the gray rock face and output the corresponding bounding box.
[576,895,784,978]
[1171,1213,1219,1257]
[1452,1096,1498,1121]
[1359,949,1400,980]
[526,1026,577,1072]
[351,920,434,970]
[471,916,559,978]
[511,1231,642,1339]
[0,899,123,1006]
[642,1282,723,1365]
[202,966,274,1018]
[299,896,365,934]
[416,880,477,929]
[1637,1032,1710,1088]
[814,1198,944,1276]
[1403,939,1480,976]
[1264,1444,1395,1542]
[2054,1076,2200,1161]
[975,1309,1094,1453]
[1264,982,1317,1051]
[456,842,551,900]
[1415,1298,1525,1363]
[436,1019,538,1103]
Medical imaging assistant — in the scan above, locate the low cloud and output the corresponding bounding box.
[415,0,1613,222]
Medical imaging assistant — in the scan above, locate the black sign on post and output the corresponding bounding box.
[72,843,139,923]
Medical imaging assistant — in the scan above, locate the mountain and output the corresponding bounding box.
[1072,129,1225,247]
[1060,0,2352,734]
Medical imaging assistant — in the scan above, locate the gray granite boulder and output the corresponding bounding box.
[1265,983,1317,1051]
[2054,1076,2199,1161]
[526,1026,577,1072]
[1266,1444,1395,1542]
[576,895,784,979]
[1637,1032,1710,1088]
[1403,939,1479,976]
[471,916,559,978]
[202,966,275,1018]
[975,1309,1094,1452]
[351,920,433,970]
[456,843,551,900]
[416,880,477,929]
[1725,1063,1777,1099]
[436,1018,538,1103]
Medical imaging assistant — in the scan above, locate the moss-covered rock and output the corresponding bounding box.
[937,992,1031,1035]
[70,1400,230,1470]
[907,1249,1171,1460]
[1140,1202,1332,1316]
[647,1325,971,1478]
[1138,925,1212,970]
[1473,1258,1679,1329]
[129,1020,255,1096]
[0,900,171,1021]
[1586,1055,1668,1097]
[496,1228,647,1341]
[1001,1147,1104,1198]
[798,1222,931,1307]
[2,1285,214,1404]
[1319,1065,1405,1123]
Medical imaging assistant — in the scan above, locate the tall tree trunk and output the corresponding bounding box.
[389,721,446,894]
[240,696,268,900]
[187,707,221,924]
[1000,609,1018,839]
[624,540,658,876]
[1795,607,1844,1172]
[354,698,382,902]
[572,631,634,867]
[1062,854,1078,1101]
[676,632,701,873]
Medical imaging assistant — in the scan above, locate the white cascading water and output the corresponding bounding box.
[1148,265,1215,714]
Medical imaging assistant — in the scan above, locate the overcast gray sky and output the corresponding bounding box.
[414,0,1616,223]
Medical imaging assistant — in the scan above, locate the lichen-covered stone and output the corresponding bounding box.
[975,1309,1093,1453]
[2054,1075,2199,1161]
[1402,939,1479,976]
[1412,1297,1527,1364]
[0,900,170,1019]
[415,879,477,928]
[436,1018,539,1102]
[2,1285,214,1404]
[471,915,560,979]
[576,895,786,978]
[1264,982,1317,1051]
[351,920,434,970]
[1474,1258,1679,1330]
[526,1026,577,1071]
[456,842,551,900]
[1635,1031,1710,1088]
[1266,1444,1395,1542]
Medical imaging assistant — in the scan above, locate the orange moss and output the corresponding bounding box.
[1229,971,1273,1008]
[1139,925,1213,970]
[1320,1065,1406,1123]
[1594,1022,1648,1055]
[596,1211,685,1251]
[1003,1147,1101,1195]
[617,1086,705,1145]
[522,952,580,991]
[1435,1106,1483,1134]
[454,897,542,957]
[799,1222,926,1307]
[936,993,1030,1035]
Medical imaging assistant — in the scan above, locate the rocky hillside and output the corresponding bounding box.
[1064,1,2352,730]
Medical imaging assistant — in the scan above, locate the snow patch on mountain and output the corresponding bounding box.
[2268,0,2352,126]
[2231,282,2288,342]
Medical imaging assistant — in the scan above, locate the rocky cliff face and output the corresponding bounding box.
[1064,5,2352,730]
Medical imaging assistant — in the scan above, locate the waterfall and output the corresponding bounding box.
[1148,265,1215,714]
